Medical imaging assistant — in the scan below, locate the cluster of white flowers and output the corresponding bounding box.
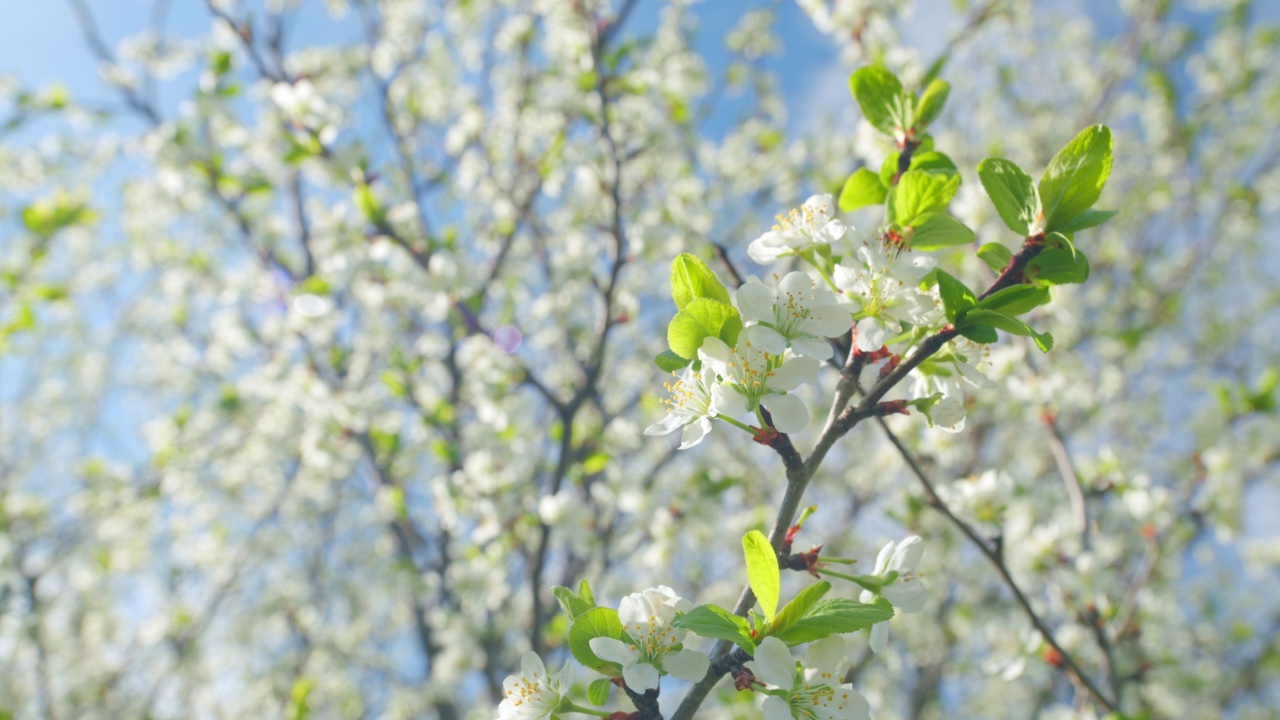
[747,636,870,720]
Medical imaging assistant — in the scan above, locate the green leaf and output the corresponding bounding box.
[976,242,1014,272]
[587,678,612,706]
[907,212,974,251]
[880,150,957,187]
[655,349,692,372]
[1039,125,1114,231]
[838,168,887,212]
[914,79,950,129]
[934,270,977,324]
[1026,234,1089,285]
[582,452,611,474]
[672,604,757,652]
[1057,209,1116,233]
[960,309,1054,352]
[889,170,961,227]
[667,299,742,360]
[742,530,781,622]
[771,581,832,636]
[770,597,894,645]
[978,158,1041,236]
[670,253,730,311]
[850,66,911,136]
[568,607,626,673]
[957,324,998,344]
[977,285,1051,316]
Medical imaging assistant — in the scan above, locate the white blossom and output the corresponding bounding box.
[588,586,709,692]
[737,271,851,360]
[747,636,870,720]
[748,194,847,264]
[497,652,572,720]
[645,364,737,449]
[698,326,821,433]
[861,536,927,653]
[834,240,941,352]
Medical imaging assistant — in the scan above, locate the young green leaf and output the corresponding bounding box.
[670,253,730,311]
[671,604,757,652]
[976,285,1051,316]
[914,79,950,130]
[771,581,832,636]
[850,66,911,136]
[742,530,781,622]
[655,349,692,372]
[934,270,977,323]
[1039,125,1114,231]
[976,242,1014,272]
[839,168,888,212]
[888,170,961,227]
[1056,208,1116,233]
[1025,234,1089,285]
[907,212,975,251]
[552,583,598,621]
[567,607,627,673]
[770,597,894,645]
[960,309,1054,352]
[977,158,1041,236]
[587,678,612,706]
[881,150,958,186]
[667,299,742,360]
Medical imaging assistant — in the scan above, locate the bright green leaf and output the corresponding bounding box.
[914,79,950,129]
[976,285,1051,316]
[667,299,742,360]
[742,530,781,622]
[1057,209,1116,233]
[655,349,692,372]
[978,158,1041,236]
[958,324,998,344]
[1039,125,1113,231]
[770,597,894,645]
[889,170,961,227]
[960,309,1054,352]
[670,253,730,311]
[850,66,911,136]
[672,604,756,652]
[587,678,612,706]
[771,581,832,636]
[568,607,626,674]
[838,168,887,212]
[976,243,1013,272]
[907,212,975,251]
[934,270,977,324]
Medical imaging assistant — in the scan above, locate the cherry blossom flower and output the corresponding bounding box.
[497,652,573,720]
[588,586,709,692]
[698,326,821,433]
[746,636,870,720]
[737,271,852,360]
[834,241,941,352]
[645,364,737,449]
[748,194,848,264]
[861,536,927,653]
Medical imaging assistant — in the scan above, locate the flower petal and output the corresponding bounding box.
[663,649,710,682]
[736,279,776,323]
[520,651,546,680]
[622,661,660,692]
[619,594,646,629]
[751,325,787,355]
[589,637,636,666]
[747,637,796,689]
[778,270,814,295]
[882,578,928,614]
[677,417,711,449]
[855,317,887,352]
[805,305,854,338]
[869,621,889,654]
[697,336,734,369]
[711,384,749,419]
[768,356,819,392]
[806,636,847,676]
[791,335,834,360]
[763,393,808,433]
[644,411,686,437]
[889,535,924,572]
[763,696,793,720]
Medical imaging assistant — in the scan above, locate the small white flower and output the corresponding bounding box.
[645,364,738,449]
[748,195,848,264]
[747,636,870,720]
[860,536,927,653]
[588,586,709,692]
[737,271,852,360]
[835,241,941,352]
[698,327,821,433]
[497,652,573,720]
